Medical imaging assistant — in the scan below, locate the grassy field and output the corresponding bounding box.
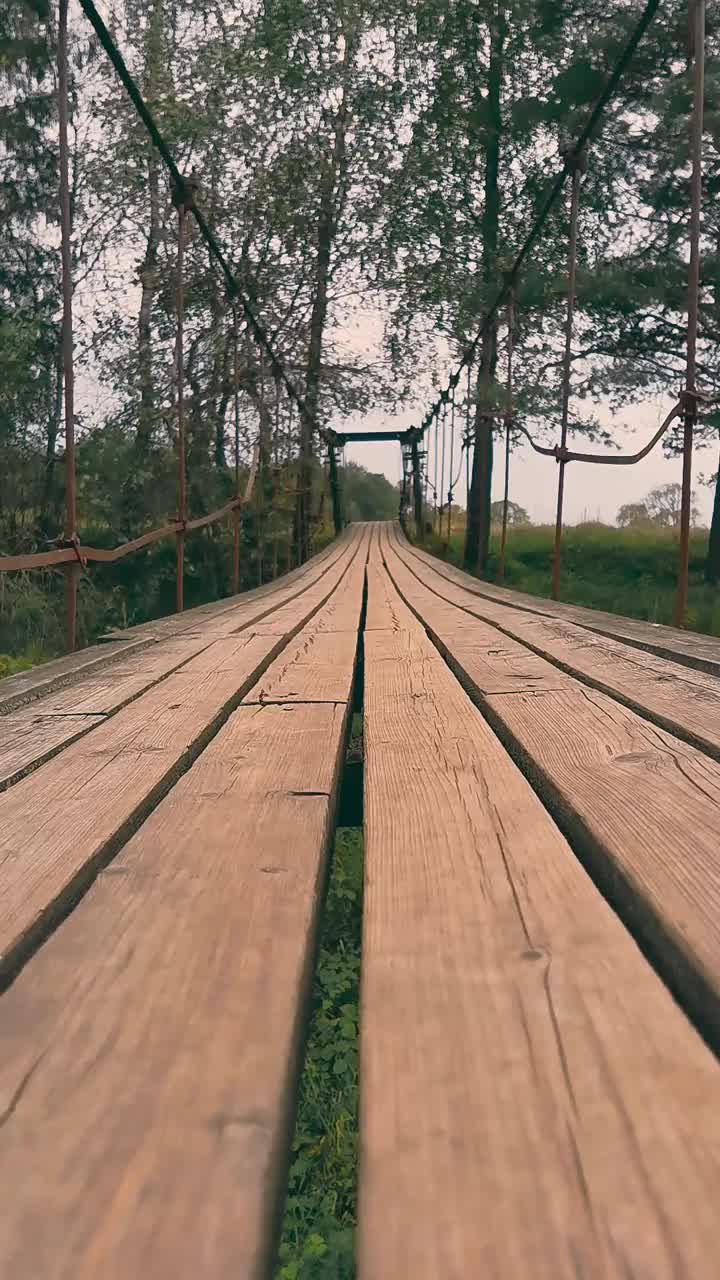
[422,523,720,637]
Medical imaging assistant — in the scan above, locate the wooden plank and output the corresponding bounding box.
[401,526,720,675]
[97,532,347,643]
[0,713,106,791]
[390,527,720,758]
[0,536,367,1279]
[0,638,150,714]
[360,546,720,1279]
[380,526,720,1050]
[247,532,370,705]
[0,536,354,791]
[0,705,351,1280]
[0,530,362,977]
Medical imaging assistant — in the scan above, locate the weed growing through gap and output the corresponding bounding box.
[275,826,363,1280]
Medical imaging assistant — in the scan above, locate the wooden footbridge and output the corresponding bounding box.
[1,521,720,1276]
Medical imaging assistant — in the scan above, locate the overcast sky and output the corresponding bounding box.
[334,309,717,527]
[342,397,715,526]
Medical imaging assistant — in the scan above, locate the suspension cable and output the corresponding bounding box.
[410,0,661,441]
[76,0,328,444]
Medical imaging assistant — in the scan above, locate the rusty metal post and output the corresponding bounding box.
[465,362,472,530]
[272,376,281,576]
[257,351,265,586]
[439,402,447,541]
[551,155,584,600]
[423,430,430,525]
[432,417,439,532]
[286,402,295,570]
[410,438,424,540]
[446,390,456,545]
[498,291,515,582]
[174,201,188,612]
[328,441,343,535]
[59,0,79,651]
[674,0,705,626]
[231,305,241,594]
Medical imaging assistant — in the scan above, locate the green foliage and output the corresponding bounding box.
[341,462,399,522]
[490,499,530,526]
[275,827,363,1280]
[0,651,37,679]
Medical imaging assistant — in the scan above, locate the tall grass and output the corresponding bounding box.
[422,523,720,637]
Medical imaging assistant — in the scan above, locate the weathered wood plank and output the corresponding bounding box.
[248,533,370,705]
[360,540,720,1279]
[390,526,720,758]
[0,704,351,1279]
[0,536,354,791]
[381,526,720,1050]
[0,638,150,714]
[401,525,720,675]
[0,530,362,976]
[0,531,368,1280]
[0,713,106,791]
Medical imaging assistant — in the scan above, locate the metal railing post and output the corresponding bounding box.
[59,0,79,651]
[551,151,585,600]
[674,0,705,626]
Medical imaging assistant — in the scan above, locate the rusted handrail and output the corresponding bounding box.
[512,400,683,466]
[0,450,259,573]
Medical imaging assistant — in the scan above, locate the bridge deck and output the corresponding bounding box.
[1,521,719,1276]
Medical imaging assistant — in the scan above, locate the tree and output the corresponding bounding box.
[616,502,652,528]
[341,462,399,522]
[644,482,699,530]
[490,499,530,526]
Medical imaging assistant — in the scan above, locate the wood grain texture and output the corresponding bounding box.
[0,712,106,791]
[0,530,363,975]
[0,638,149,714]
[381,526,720,1049]
[391,526,720,757]
[402,525,720,675]
[360,540,720,1279]
[0,701,353,1280]
[248,532,369,705]
[0,537,354,792]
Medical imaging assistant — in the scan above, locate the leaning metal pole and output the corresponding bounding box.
[674,0,705,626]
